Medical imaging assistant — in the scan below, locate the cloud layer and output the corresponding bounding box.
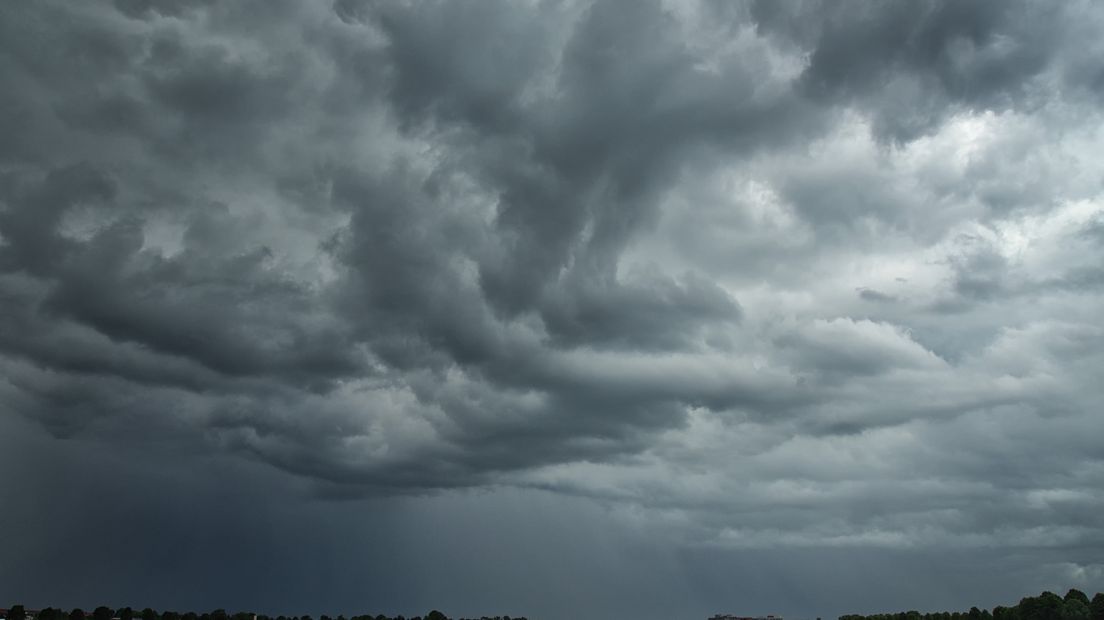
[2,1,1104,618]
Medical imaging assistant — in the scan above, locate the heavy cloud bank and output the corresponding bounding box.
[1,2,1103,619]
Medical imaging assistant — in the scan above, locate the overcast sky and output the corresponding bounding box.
[2,1,1104,619]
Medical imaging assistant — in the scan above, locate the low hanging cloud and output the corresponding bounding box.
[2,0,1104,610]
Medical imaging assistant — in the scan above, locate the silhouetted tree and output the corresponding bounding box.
[1043,592,1068,620]
[94,607,113,620]
[140,608,158,620]
[1067,593,1091,606]
[8,606,26,620]
[1090,594,1104,620]
[836,590,1104,620]
[69,609,85,620]
[1063,601,1090,620]
[118,608,134,620]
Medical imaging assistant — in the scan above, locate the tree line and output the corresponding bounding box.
[2,606,526,620]
[840,589,1104,620]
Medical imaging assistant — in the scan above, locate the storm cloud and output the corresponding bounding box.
[2,2,1103,619]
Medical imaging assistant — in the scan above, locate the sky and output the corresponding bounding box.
[1,1,1103,619]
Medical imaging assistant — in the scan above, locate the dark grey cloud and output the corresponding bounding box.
[2,1,1104,619]
[858,288,897,304]
[756,0,1081,142]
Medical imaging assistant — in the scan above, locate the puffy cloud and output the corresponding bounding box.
[2,1,1103,618]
